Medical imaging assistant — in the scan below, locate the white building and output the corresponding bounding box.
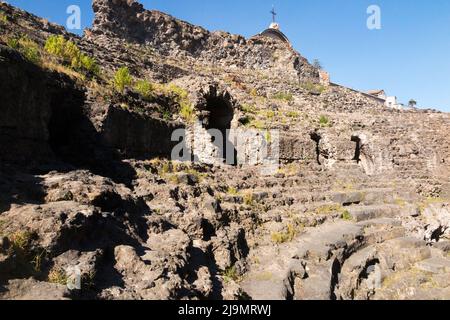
[367,90,404,109]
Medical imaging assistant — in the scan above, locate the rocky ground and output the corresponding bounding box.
[0,0,449,300]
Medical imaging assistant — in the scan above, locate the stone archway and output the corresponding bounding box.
[204,95,236,164]
[188,85,238,165]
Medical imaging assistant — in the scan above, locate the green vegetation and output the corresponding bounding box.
[156,161,205,184]
[342,210,353,221]
[48,267,68,285]
[394,198,407,207]
[319,115,330,127]
[134,80,154,101]
[6,37,19,49]
[227,186,239,195]
[110,70,196,121]
[45,35,99,75]
[9,230,34,252]
[277,163,299,177]
[160,162,172,175]
[271,224,297,244]
[31,249,47,273]
[301,81,326,94]
[246,119,265,130]
[263,110,276,120]
[286,111,300,119]
[408,99,417,108]
[312,59,323,70]
[243,192,254,206]
[7,35,41,64]
[163,84,195,122]
[180,103,195,122]
[272,91,294,102]
[0,12,8,24]
[265,130,272,143]
[249,88,258,97]
[5,230,45,274]
[222,265,240,283]
[314,204,344,215]
[112,66,132,93]
[240,103,257,114]
[418,196,448,214]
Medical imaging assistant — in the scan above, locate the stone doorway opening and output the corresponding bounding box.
[351,135,362,163]
[310,132,322,165]
[203,95,236,165]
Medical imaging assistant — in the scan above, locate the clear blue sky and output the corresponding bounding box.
[6,0,450,112]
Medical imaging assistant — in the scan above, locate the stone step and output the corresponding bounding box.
[415,257,450,274]
[347,204,418,222]
[241,221,365,300]
[328,188,397,206]
[294,262,334,300]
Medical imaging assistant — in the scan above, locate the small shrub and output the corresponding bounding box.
[271,224,297,244]
[45,35,99,75]
[31,249,47,273]
[0,12,8,24]
[44,35,66,57]
[249,88,258,97]
[319,115,330,127]
[161,109,171,121]
[48,267,68,285]
[312,59,323,70]
[243,192,254,206]
[247,119,265,130]
[227,186,239,195]
[265,130,272,143]
[165,84,195,122]
[277,163,298,176]
[222,266,240,283]
[165,83,188,100]
[180,102,195,122]
[7,36,41,64]
[134,80,154,101]
[315,204,342,215]
[22,45,40,64]
[241,103,256,114]
[286,111,300,119]
[78,54,100,75]
[342,210,353,221]
[113,67,132,93]
[301,81,326,94]
[10,230,34,252]
[160,162,172,174]
[6,37,19,49]
[273,91,293,102]
[263,110,276,120]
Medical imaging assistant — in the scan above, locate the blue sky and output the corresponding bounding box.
[6,0,450,112]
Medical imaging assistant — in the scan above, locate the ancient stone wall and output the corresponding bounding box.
[89,0,319,82]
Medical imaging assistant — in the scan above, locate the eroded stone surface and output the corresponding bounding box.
[0,0,449,300]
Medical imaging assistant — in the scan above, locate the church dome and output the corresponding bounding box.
[259,24,291,45]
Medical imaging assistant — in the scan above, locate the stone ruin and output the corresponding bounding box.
[0,0,449,300]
